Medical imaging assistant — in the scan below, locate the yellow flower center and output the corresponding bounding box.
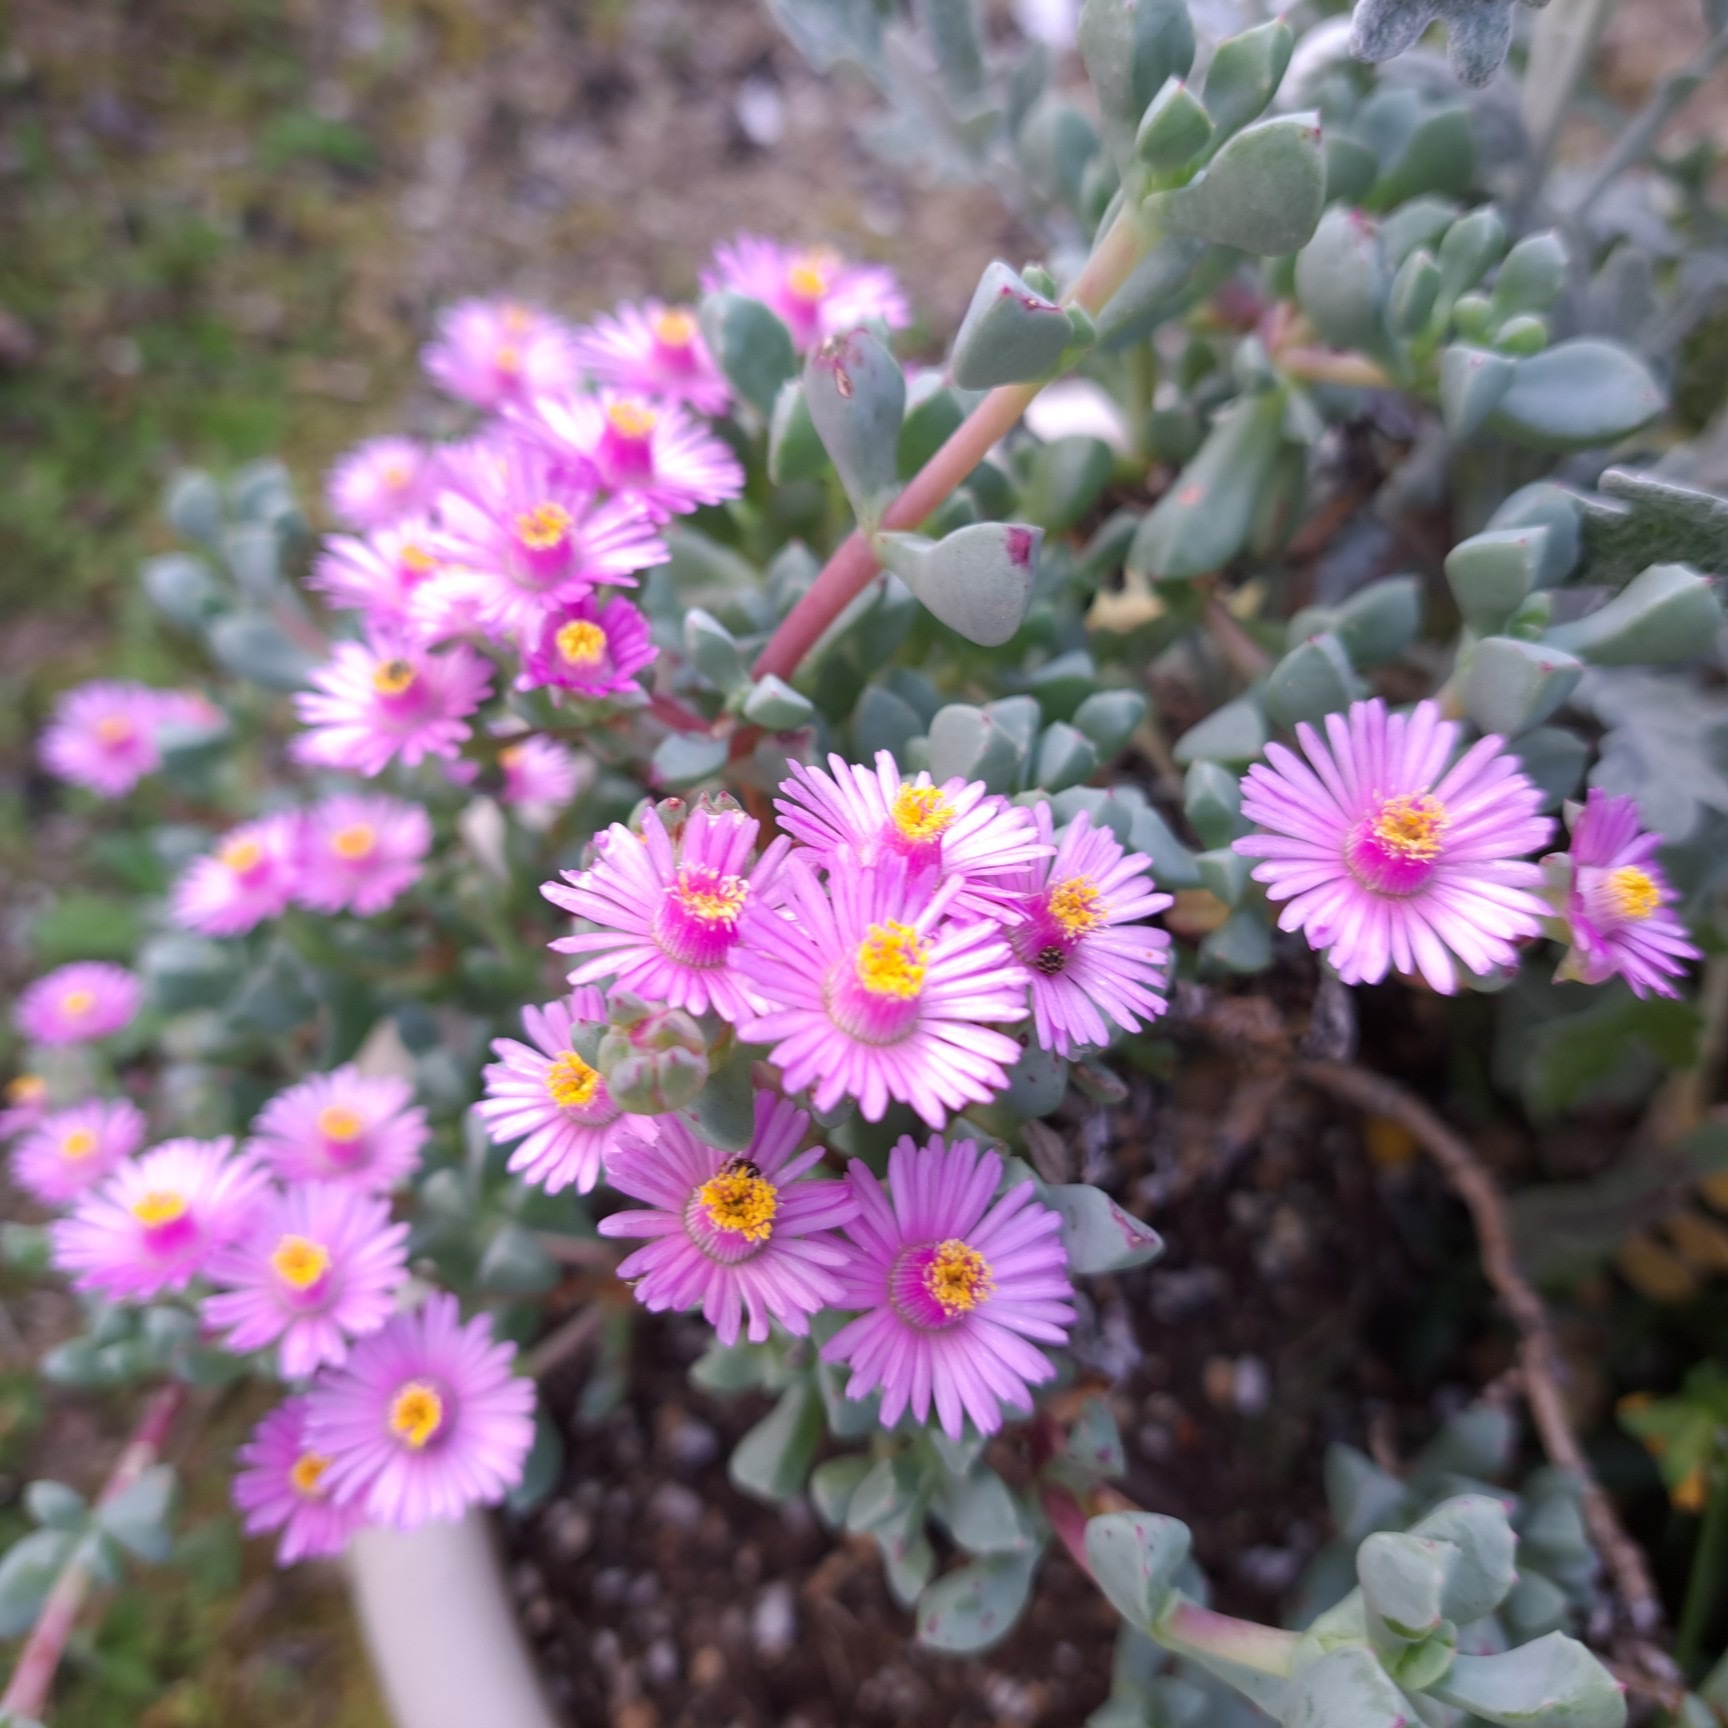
[494,342,521,375]
[316,1104,365,1143]
[60,1128,98,1161]
[501,303,532,335]
[290,1452,331,1498]
[674,870,749,925]
[60,988,95,1018]
[515,502,573,550]
[218,836,265,874]
[545,1050,602,1111]
[95,715,135,745]
[786,250,838,301]
[1605,865,1660,922]
[1370,794,1448,860]
[131,1189,188,1228]
[371,658,417,697]
[925,1239,993,1315]
[697,1163,779,1243]
[270,1234,332,1291]
[652,308,698,348]
[400,542,437,575]
[890,784,956,844]
[331,823,377,860]
[855,921,929,999]
[1048,876,1103,938]
[606,400,658,441]
[498,744,524,769]
[388,1382,445,1449]
[383,459,411,488]
[6,1076,45,1107]
[556,620,607,667]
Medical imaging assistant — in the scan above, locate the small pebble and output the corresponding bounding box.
[547,1502,593,1560]
[752,1580,797,1660]
[665,1415,720,1470]
[690,1645,727,1688]
[644,1638,680,1686]
[648,1481,704,1529]
[1234,1355,1271,1417]
[594,1567,630,1605]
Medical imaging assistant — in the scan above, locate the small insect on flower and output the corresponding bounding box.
[15,962,144,1048]
[248,1066,430,1191]
[234,1397,368,1565]
[12,1097,148,1208]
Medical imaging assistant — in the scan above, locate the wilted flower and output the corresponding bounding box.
[325,437,438,531]
[702,234,911,350]
[517,594,657,699]
[15,963,143,1048]
[248,1067,429,1191]
[0,1075,51,1142]
[234,1397,368,1564]
[571,299,731,415]
[171,813,303,936]
[823,1135,1074,1440]
[294,793,432,917]
[12,1097,148,1208]
[422,297,579,410]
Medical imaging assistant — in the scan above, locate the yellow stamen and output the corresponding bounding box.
[515,502,573,551]
[316,1105,365,1143]
[218,836,265,875]
[1605,865,1660,922]
[498,745,524,769]
[60,1129,98,1161]
[290,1452,331,1498]
[697,1165,779,1243]
[855,921,928,999]
[674,871,749,925]
[545,1050,601,1111]
[388,1382,445,1450]
[1370,793,1448,860]
[925,1238,993,1315]
[652,308,698,348]
[501,304,532,335]
[60,989,95,1018]
[270,1234,332,1291]
[400,542,437,575]
[1674,1464,1708,1514]
[606,400,658,440]
[786,249,838,301]
[556,620,607,667]
[331,823,377,861]
[494,343,521,374]
[890,784,956,845]
[1049,876,1103,938]
[7,1076,46,1107]
[131,1190,188,1228]
[95,715,135,745]
[371,658,417,697]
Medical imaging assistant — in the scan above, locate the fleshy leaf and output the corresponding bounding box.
[1284,1645,1410,1728]
[1264,632,1358,730]
[878,523,1041,647]
[1200,18,1294,145]
[916,1550,1038,1652]
[1446,528,1550,635]
[1155,113,1326,257]
[1427,1632,1628,1728]
[1084,1512,1191,1628]
[729,1380,824,1504]
[1544,563,1721,665]
[699,291,797,418]
[805,328,907,522]
[951,261,1075,390]
[1579,468,1728,587]
[1296,208,1388,353]
[1487,341,1666,452]
[1077,0,1196,161]
[1048,1183,1165,1274]
[1459,637,1582,737]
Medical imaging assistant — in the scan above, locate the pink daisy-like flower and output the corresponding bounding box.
[517,594,657,699]
[38,681,170,797]
[304,1292,536,1530]
[325,437,439,532]
[475,990,656,1194]
[775,751,1050,913]
[293,793,432,917]
[422,297,579,411]
[291,633,492,778]
[1556,789,1700,999]
[12,1097,148,1208]
[999,807,1172,1057]
[545,805,789,1024]
[171,813,303,937]
[522,391,744,522]
[702,234,911,351]
[309,521,448,630]
[234,1397,368,1565]
[0,1075,51,1142]
[822,1135,1075,1440]
[51,1137,268,1300]
[735,857,1027,1127]
[571,300,731,415]
[420,434,666,640]
[15,963,143,1048]
[205,1184,410,1378]
[1234,698,1554,993]
[599,1091,856,1345]
[248,1067,429,1191]
[499,736,584,812]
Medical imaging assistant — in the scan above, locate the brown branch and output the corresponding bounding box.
[1298,1060,1675,1669]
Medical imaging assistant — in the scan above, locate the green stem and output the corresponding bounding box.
[1678,1455,1728,1674]
[1157,1599,1300,1678]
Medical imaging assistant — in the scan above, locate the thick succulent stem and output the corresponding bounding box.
[751,209,1149,686]
[1157,1600,1301,1677]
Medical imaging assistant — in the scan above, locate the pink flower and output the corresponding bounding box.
[1556,789,1700,999]
[475,991,655,1194]
[171,813,303,936]
[822,1135,1075,1440]
[702,235,911,351]
[545,804,789,1024]
[15,963,143,1047]
[292,634,492,778]
[294,793,431,916]
[735,858,1028,1127]
[1000,808,1172,1057]
[423,298,579,411]
[12,1097,147,1208]
[304,1293,536,1530]
[325,437,439,531]
[309,521,448,629]
[517,594,657,699]
[205,1184,410,1379]
[522,392,744,521]
[38,681,170,796]
[234,1397,368,1564]
[51,1138,268,1300]
[775,751,1051,913]
[571,300,730,415]
[499,736,584,812]
[420,434,666,639]
[599,1092,856,1345]
[0,1075,51,1142]
[248,1067,429,1191]
[1235,698,1553,993]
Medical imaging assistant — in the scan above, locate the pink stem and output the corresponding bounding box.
[0,1382,186,1721]
[750,211,1148,687]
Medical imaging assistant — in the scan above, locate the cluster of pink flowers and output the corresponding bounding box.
[170,793,433,936]
[38,681,217,798]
